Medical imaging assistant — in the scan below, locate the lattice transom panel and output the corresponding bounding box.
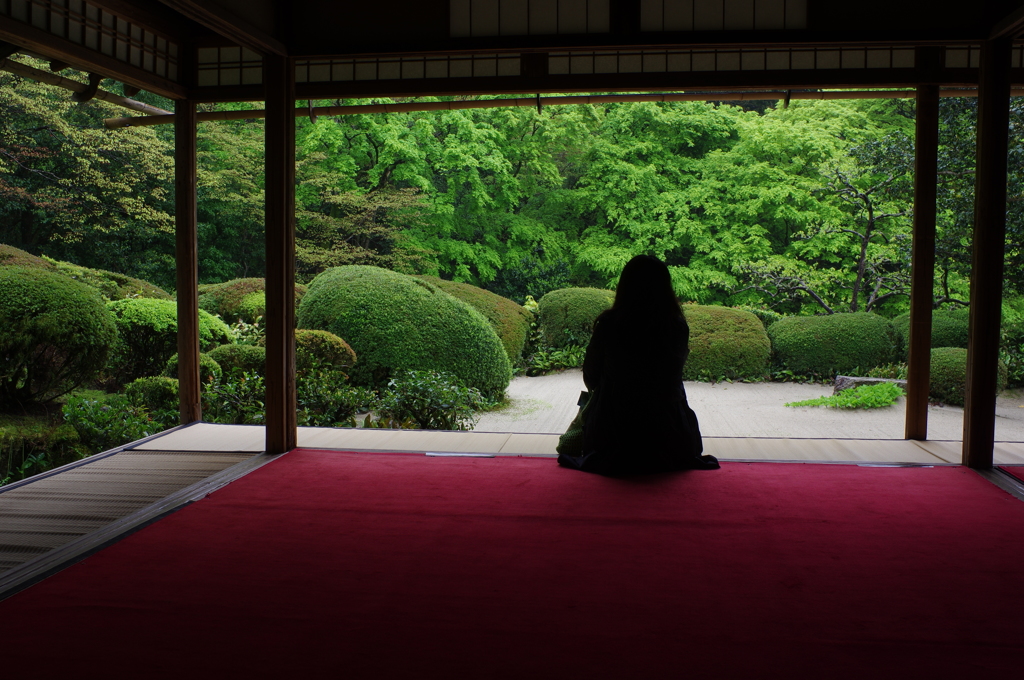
[0,0,179,80]
[296,54,521,82]
[548,46,915,74]
[640,0,807,31]
[450,0,610,36]
[196,45,263,87]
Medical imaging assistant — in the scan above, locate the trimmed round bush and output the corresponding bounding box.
[768,312,901,377]
[205,344,266,378]
[297,266,512,397]
[538,287,615,348]
[125,376,180,413]
[682,305,770,380]
[46,259,171,301]
[199,278,307,323]
[418,276,532,363]
[892,308,970,356]
[0,266,117,405]
[163,352,223,384]
[295,329,356,372]
[0,244,54,270]
[733,305,784,330]
[929,347,1008,406]
[107,298,232,385]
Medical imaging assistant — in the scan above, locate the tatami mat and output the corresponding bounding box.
[127,422,1024,465]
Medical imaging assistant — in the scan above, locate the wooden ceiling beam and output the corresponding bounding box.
[990,2,1024,39]
[157,0,287,56]
[0,16,187,99]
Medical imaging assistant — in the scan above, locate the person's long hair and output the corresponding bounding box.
[611,255,683,321]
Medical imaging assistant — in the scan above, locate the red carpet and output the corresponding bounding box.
[2,450,1024,679]
[1000,465,1024,484]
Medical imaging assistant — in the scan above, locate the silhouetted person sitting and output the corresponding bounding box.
[558,255,719,475]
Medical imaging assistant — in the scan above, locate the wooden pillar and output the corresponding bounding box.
[264,54,297,454]
[174,98,201,424]
[963,37,1012,468]
[905,84,939,440]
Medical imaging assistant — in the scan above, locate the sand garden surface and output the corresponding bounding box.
[474,369,1024,442]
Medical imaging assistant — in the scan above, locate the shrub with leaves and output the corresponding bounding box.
[683,305,770,381]
[295,329,357,373]
[297,266,511,397]
[205,344,265,378]
[929,347,1008,406]
[43,257,171,301]
[0,244,55,270]
[537,287,615,349]
[526,345,587,376]
[62,395,171,453]
[227,316,265,346]
[296,361,377,427]
[786,382,905,409]
[867,362,909,380]
[198,278,307,324]
[0,266,118,407]
[768,312,900,378]
[201,371,266,425]
[125,376,180,415]
[1,420,81,487]
[163,352,223,384]
[417,276,533,364]
[106,298,232,386]
[376,369,484,431]
[733,305,784,329]
[892,308,970,356]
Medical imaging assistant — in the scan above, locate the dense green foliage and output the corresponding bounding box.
[163,352,224,384]
[417,276,532,363]
[295,329,357,372]
[929,347,1009,406]
[682,305,770,381]
[786,382,904,409]
[0,267,117,406]
[892,308,970,355]
[44,257,172,300]
[106,298,232,385]
[62,394,172,452]
[125,376,180,414]
[768,313,900,377]
[198,278,307,323]
[204,344,264,378]
[1,414,81,486]
[0,244,54,270]
[537,287,615,348]
[377,370,484,431]
[297,266,512,396]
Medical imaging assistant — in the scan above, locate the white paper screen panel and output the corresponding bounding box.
[196,45,263,87]
[296,54,521,82]
[0,0,180,80]
[450,0,610,36]
[640,0,807,31]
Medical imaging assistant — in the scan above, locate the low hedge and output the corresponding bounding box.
[538,287,615,348]
[44,258,171,301]
[683,305,770,380]
[295,329,356,372]
[199,278,307,324]
[205,345,265,378]
[125,376,180,413]
[417,276,532,363]
[1,417,82,485]
[892,308,970,356]
[768,312,901,377]
[107,298,232,385]
[929,347,1008,406]
[0,266,118,406]
[0,244,54,270]
[163,352,224,384]
[297,266,512,397]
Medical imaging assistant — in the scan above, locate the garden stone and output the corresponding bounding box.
[833,376,907,395]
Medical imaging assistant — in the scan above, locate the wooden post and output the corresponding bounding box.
[963,37,1012,468]
[174,98,201,425]
[905,84,939,440]
[264,54,297,454]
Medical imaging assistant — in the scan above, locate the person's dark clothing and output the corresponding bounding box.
[557,309,713,475]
